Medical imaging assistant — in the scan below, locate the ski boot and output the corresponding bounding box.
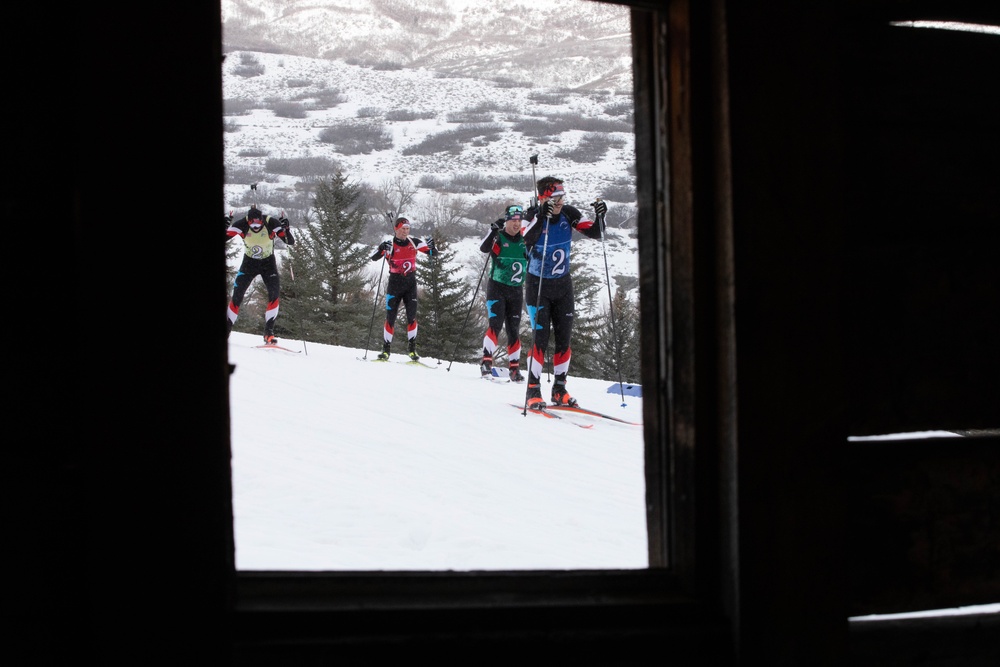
[407,339,420,361]
[377,341,390,361]
[508,362,524,383]
[550,382,578,407]
[526,383,545,410]
[263,333,277,346]
[480,355,493,377]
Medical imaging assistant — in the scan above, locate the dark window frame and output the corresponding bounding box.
[232,2,729,654]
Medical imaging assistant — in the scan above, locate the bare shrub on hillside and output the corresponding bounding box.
[599,182,636,202]
[418,172,534,196]
[265,157,340,179]
[318,122,394,155]
[603,100,632,117]
[238,148,269,158]
[466,173,534,191]
[418,175,448,190]
[546,112,633,133]
[446,110,494,123]
[372,61,403,71]
[373,0,451,34]
[529,92,564,105]
[606,203,638,229]
[386,109,437,121]
[223,119,240,133]
[463,197,517,227]
[230,184,309,218]
[512,116,575,140]
[232,52,264,78]
[448,173,491,194]
[223,98,257,116]
[285,78,311,88]
[402,123,504,156]
[308,88,348,109]
[555,132,628,163]
[224,165,264,185]
[366,176,419,233]
[356,107,383,118]
[414,193,476,239]
[491,77,527,89]
[271,101,307,119]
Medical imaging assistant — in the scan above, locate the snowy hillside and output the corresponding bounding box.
[222,49,636,208]
[221,0,633,90]
[228,330,647,571]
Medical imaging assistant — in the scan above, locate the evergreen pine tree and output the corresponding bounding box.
[564,265,605,380]
[596,286,642,385]
[286,173,376,348]
[416,232,475,361]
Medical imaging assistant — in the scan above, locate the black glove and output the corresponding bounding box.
[378,240,392,253]
[426,238,436,255]
[594,200,608,217]
[490,219,503,231]
[279,216,290,228]
[224,211,233,226]
[540,199,554,219]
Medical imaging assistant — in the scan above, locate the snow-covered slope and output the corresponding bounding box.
[228,330,647,570]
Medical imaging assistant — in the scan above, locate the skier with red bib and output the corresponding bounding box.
[370,217,435,361]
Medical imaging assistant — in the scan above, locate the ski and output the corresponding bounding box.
[543,404,641,426]
[355,355,435,368]
[509,403,594,429]
[399,359,437,369]
[489,368,528,384]
[255,344,302,354]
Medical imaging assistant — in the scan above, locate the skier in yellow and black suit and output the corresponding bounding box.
[225,206,294,344]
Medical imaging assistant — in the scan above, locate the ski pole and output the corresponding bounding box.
[593,198,626,406]
[523,214,551,415]
[363,256,387,360]
[282,209,307,356]
[445,249,491,372]
[522,154,548,414]
[529,154,539,209]
[363,211,394,360]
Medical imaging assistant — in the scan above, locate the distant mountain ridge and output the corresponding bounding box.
[222,0,632,92]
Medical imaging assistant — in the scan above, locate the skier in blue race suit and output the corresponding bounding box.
[225,206,294,344]
[522,177,607,409]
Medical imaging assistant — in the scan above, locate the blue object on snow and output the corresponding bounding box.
[607,383,642,397]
